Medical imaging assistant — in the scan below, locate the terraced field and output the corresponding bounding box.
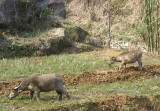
[0,50,160,110]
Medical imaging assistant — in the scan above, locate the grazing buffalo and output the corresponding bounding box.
[108,50,142,71]
[9,74,70,101]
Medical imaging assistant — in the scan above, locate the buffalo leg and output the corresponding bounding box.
[138,58,142,71]
[30,91,34,100]
[61,90,70,99]
[56,91,62,101]
[119,62,126,72]
[123,63,127,73]
[34,88,40,101]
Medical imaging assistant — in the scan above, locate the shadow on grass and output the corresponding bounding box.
[12,94,81,102]
[0,30,99,59]
[0,43,39,59]
[0,40,96,60]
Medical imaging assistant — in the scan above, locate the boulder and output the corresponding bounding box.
[49,15,64,23]
[0,0,66,27]
[40,28,73,54]
[36,0,66,18]
[65,26,89,42]
[0,0,15,26]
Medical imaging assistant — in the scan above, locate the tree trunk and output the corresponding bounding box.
[105,0,111,48]
[106,11,111,48]
[157,1,160,54]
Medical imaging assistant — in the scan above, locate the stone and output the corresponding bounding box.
[65,26,89,42]
[0,0,15,26]
[36,0,66,18]
[40,28,73,54]
[0,0,66,27]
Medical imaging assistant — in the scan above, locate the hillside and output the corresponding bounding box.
[66,0,145,50]
[0,0,145,58]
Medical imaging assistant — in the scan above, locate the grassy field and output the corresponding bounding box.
[0,53,109,80]
[1,50,160,110]
[1,76,160,110]
[1,49,159,80]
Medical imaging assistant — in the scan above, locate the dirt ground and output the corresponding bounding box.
[62,65,160,86]
[1,65,160,95]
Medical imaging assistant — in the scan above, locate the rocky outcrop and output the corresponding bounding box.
[0,0,15,26]
[36,0,66,18]
[0,0,66,27]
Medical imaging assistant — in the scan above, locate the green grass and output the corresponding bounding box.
[0,54,109,80]
[0,104,10,111]
[1,77,160,110]
[1,50,160,110]
[90,77,160,96]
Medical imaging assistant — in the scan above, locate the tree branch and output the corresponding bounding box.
[99,0,109,12]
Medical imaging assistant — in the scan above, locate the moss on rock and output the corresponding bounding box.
[64,26,90,42]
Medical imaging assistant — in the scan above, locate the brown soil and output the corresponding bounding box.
[52,95,160,111]
[62,65,160,86]
[1,65,160,97]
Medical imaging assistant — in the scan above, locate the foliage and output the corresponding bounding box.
[62,20,72,25]
[99,0,127,48]
[118,36,124,41]
[99,0,128,17]
[0,44,38,59]
[142,0,160,54]
[107,0,127,16]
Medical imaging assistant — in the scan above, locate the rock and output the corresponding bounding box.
[90,39,103,47]
[36,0,66,18]
[0,0,15,26]
[0,0,66,27]
[49,15,64,23]
[65,26,89,42]
[40,28,73,54]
